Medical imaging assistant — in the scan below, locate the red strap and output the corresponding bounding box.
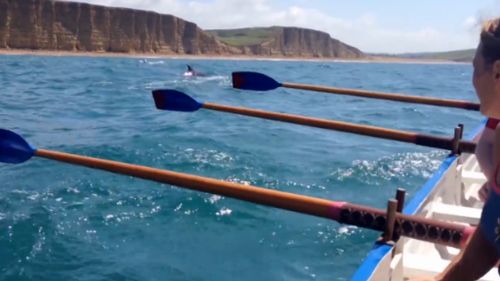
[486,118,500,129]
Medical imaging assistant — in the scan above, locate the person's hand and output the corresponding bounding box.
[407,277,437,281]
[479,181,490,202]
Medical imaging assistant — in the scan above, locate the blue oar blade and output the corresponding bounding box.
[232,72,282,91]
[0,129,35,164]
[152,89,203,112]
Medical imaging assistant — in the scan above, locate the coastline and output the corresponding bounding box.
[0,48,469,65]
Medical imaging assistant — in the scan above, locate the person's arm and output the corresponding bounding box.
[409,228,497,281]
[433,228,497,281]
[478,130,492,201]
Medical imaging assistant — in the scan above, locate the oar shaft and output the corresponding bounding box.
[282,82,480,111]
[35,149,338,219]
[202,103,476,153]
[34,148,471,247]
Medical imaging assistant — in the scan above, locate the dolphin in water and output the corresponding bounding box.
[184,65,196,77]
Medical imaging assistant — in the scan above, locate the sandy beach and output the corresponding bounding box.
[0,48,468,65]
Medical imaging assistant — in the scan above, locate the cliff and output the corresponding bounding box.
[0,0,365,59]
[0,0,238,54]
[210,27,363,58]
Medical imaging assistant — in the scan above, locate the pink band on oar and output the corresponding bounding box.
[329,201,346,220]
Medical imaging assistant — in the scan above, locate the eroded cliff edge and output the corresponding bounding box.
[0,0,238,54]
[0,0,364,58]
[231,27,363,58]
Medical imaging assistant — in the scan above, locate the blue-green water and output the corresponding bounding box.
[0,55,483,281]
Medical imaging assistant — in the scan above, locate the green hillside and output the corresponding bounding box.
[207,27,281,46]
[399,49,475,62]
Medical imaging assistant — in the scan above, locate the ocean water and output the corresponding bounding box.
[0,55,483,281]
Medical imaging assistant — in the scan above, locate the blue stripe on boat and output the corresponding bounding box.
[350,118,487,281]
[349,243,393,281]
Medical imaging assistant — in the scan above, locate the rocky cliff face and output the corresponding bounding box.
[0,0,238,54]
[0,0,364,58]
[240,27,363,58]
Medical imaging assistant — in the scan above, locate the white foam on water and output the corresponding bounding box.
[330,151,446,184]
[216,207,232,216]
[138,59,165,65]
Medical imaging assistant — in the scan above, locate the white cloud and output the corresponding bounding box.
[61,0,485,53]
[464,16,479,30]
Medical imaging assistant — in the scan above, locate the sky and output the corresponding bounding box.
[62,0,500,53]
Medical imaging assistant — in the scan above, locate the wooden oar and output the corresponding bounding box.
[232,72,480,111]
[152,90,476,153]
[0,128,475,248]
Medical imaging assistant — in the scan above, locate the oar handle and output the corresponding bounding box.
[415,134,476,154]
[339,203,473,248]
[34,148,472,247]
[202,103,476,153]
[282,82,481,111]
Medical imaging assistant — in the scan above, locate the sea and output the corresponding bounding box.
[0,54,484,281]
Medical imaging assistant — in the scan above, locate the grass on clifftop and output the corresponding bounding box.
[399,49,475,62]
[207,27,281,46]
[372,49,475,62]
